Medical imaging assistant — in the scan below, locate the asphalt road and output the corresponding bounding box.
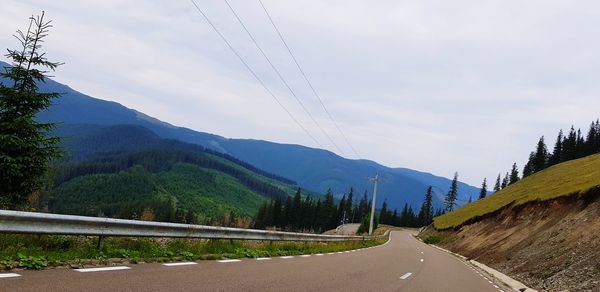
[0,231,510,292]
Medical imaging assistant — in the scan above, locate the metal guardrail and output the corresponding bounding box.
[0,210,386,243]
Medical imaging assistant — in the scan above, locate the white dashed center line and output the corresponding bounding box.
[315,254,324,256]
[0,273,21,278]
[399,272,412,280]
[162,262,197,267]
[279,256,294,259]
[299,255,311,258]
[256,257,271,261]
[75,266,131,273]
[420,259,424,262]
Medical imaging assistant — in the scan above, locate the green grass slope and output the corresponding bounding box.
[49,163,266,220]
[434,153,600,229]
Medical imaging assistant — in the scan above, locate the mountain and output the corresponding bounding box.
[44,124,309,222]
[1,61,480,210]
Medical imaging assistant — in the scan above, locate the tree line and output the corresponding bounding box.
[254,184,445,232]
[464,119,600,204]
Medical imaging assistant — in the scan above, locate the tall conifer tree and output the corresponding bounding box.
[479,178,488,199]
[444,172,459,212]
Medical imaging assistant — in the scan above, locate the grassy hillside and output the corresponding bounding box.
[434,153,600,229]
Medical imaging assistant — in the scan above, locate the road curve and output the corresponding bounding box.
[0,230,509,291]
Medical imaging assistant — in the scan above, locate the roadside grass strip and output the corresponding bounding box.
[399,272,412,280]
[75,266,130,273]
[162,262,197,267]
[218,259,241,263]
[0,273,21,278]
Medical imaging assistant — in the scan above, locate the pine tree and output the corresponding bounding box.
[345,188,354,223]
[357,191,369,222]
[562,126,577,161]
[291,188,302,227]
[479,178,487,199]
[444,172,459,212]
[493,174,501,192]
[501,172,509,189]
[0,12,62,209]
[585,121,598,156]
[509,163,520,185]
[547,129,563,166]
[576,129,585,158]
[336,195,347,225]
[417,186,434,226]
[532,136,548,172]
[522,152,535,178]
[379,199,388,224]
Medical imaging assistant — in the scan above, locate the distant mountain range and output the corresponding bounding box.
[1,61,480,210]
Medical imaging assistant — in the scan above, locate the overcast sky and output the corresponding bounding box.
[2,0,600,186]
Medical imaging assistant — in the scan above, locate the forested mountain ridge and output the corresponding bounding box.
[35,124,311,225]
[0,60,483,211]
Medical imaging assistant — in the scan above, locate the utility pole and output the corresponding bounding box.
[368,174,379,235]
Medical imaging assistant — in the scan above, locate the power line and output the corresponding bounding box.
[258,0,362,159]
[223,0,346,156]
[189,0,323,148]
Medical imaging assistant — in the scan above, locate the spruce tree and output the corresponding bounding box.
[0,12,62,209]
[509,163,520,185]
[444,172,459,212]
[501,172,509,189]
[357,191,369,222]
[585,121,598,155]
[479,178,487,199]
[533,136,548,172]
[547,129,563,166]
[522,152,535,178]
[345,188,354,223]
[493,174,501,192]
[417,186,434,226]
[562,126,577,161]
[379,200,388,225]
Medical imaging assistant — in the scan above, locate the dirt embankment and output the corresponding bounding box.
[433,187,600,291]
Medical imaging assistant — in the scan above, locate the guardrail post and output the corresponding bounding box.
[97,235,105,250]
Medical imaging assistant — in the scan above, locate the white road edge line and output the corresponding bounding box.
[315,254,324,256]
[162,262,197,267]
[399,272,413,280]
[420,259,424,262]
[299,255,311,258]
[256,257,271,261]
[0,273,21,278]
[279,256,294,259]
[218,259,242,263]
[75,266,131,273]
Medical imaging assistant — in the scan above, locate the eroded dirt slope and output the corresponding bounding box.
[438,188,600,291]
